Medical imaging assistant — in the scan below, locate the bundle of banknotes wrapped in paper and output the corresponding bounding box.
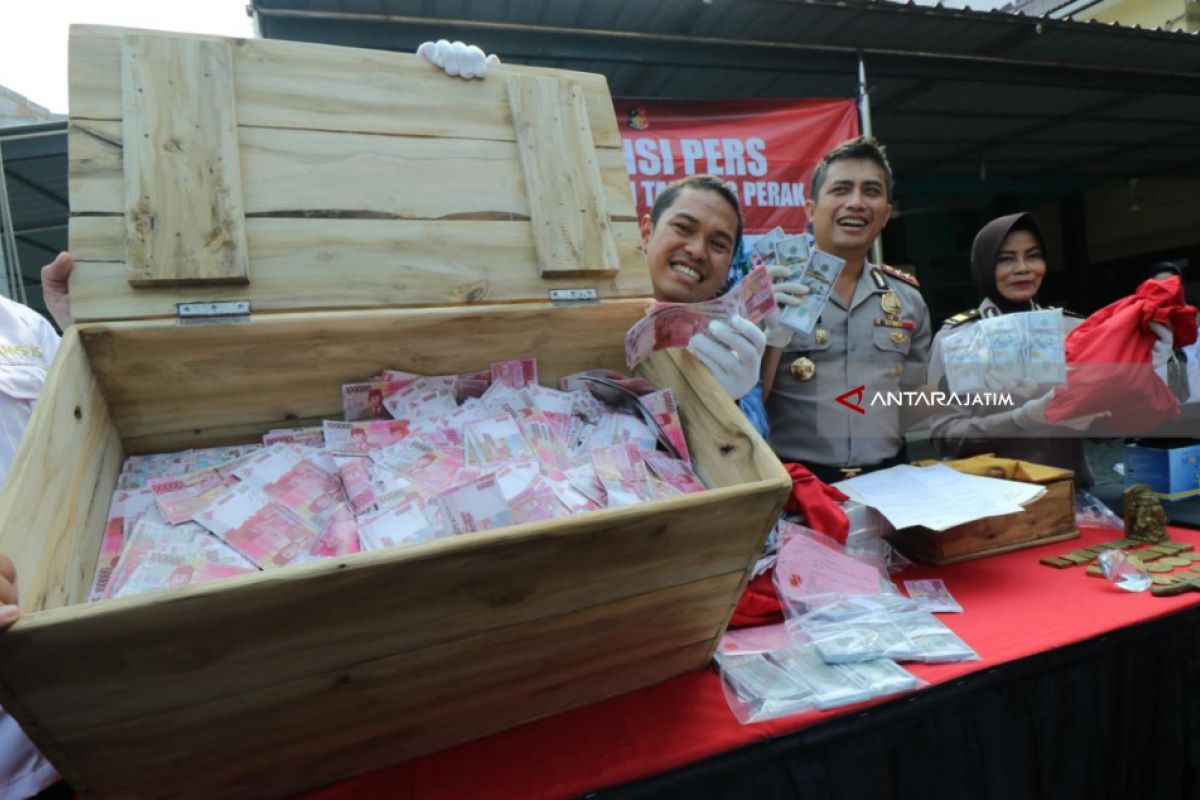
[751,226,845,336]
[90,359,704,601]
[625,264,778,368]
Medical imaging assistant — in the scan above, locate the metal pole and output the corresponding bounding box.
[0,142,22,303]
[858,52,884,267]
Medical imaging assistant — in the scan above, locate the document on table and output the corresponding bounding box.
[834,464,1043,531]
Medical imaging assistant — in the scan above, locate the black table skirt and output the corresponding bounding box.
[585,604,1200,800]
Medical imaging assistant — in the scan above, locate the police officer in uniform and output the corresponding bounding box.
[926,212,1106,486]
[764,137,932,484]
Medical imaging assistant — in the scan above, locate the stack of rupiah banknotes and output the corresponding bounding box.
[90,358,704,601]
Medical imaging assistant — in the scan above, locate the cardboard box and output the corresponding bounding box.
[1124,440,1200,501]
[887,460,1079,565]
[0,27,790,799]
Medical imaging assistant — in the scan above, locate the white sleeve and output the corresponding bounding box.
[37,316,59,365]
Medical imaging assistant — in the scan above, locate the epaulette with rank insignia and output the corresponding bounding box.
[881,263,919,288]
[944,309,981,328]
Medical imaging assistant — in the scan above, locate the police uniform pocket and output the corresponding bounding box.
[872,325,912,355]
[787,329,831,353]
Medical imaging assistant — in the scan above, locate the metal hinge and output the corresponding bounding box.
[176,301,251,325]
[548,288,599,307]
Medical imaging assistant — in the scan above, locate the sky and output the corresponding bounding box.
[0,0,255,114]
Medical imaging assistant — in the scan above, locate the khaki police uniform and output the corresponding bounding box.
[927,297,1092,486]
[767,263,931,479]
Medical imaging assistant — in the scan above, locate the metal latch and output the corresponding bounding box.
[549,288,599,306]
[176,301,251,325]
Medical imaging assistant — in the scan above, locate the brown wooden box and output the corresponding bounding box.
[0,27,790,799]
[888,472,1079,565]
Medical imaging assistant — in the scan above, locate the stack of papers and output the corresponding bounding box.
[834,464,1045,531]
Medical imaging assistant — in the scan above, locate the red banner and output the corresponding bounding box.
[614,98,860,234]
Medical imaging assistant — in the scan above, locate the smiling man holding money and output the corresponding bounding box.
[762,137,932,484]
[417,42,770,431]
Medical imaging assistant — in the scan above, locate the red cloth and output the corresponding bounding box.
[1045,276,1198,432]
[728,571,781,628]
[727,464,849,628]
[296,525,1200,800]
[783,463,850,544]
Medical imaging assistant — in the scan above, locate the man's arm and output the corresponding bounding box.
[0,553,18,628]
[899,300,934,430]
[41,251,74,330]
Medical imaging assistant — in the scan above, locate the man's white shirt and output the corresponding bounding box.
[0,298,61,798]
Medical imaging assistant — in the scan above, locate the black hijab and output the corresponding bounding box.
[1146,261,1183,281]
[970,212,1046,314]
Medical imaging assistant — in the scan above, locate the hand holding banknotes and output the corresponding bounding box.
[764,265,812,347]
[416,40,500,78]
[689,316,766,400]
[0,553,18,628]
[983,369,1039,399]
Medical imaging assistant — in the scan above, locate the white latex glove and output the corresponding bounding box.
[416,40,500,79]
[763,265,811,347]
[762,309,792,348]
[983,369,1039,400]
[1014,390,1110,431]
[765,264,811,308]
[1150,322,1174,368]
[689,315,766,400]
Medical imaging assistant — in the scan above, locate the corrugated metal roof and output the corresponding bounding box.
[248,0,1200,182]
[0,122,68,309]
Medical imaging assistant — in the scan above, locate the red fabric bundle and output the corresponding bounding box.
[783,463,851,545]
[728,463,850,628]
[1045,276,1198,433]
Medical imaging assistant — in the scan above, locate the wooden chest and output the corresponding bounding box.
[0,27,790,799]
[888,461,1079,565]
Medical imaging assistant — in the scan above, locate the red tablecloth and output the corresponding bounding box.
[298,524,1200,800]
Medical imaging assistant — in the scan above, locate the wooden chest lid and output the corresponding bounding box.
[67,25,650,323]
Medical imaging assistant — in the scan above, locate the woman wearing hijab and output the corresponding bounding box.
[927,212,1109,487]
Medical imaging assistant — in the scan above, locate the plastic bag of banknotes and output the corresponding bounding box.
[1074,490,1124,532]
[715,641,926,721]
[786,594,980,665]
[771,522,899,619]
[841,500,911,575]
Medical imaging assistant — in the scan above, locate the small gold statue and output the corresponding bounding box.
[1124,484,1168,544]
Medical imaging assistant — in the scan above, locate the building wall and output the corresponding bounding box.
[1073,0,1196,32]
[1084,176,1200,264]
[0,86,58,128]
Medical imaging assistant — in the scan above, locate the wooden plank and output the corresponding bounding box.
[636,347,791,658]
[42,577,734,798]
[70,25,622,148]
[121,34,250,287]
[892,478,1078,565]
[0,485,772,739]
[82,642,713,798]
[68,218,651,322]
[0,331,123,614]
[508,74,620,277]
[79,302,645,444]
[69,120,637,221]
[637,347,791,491]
